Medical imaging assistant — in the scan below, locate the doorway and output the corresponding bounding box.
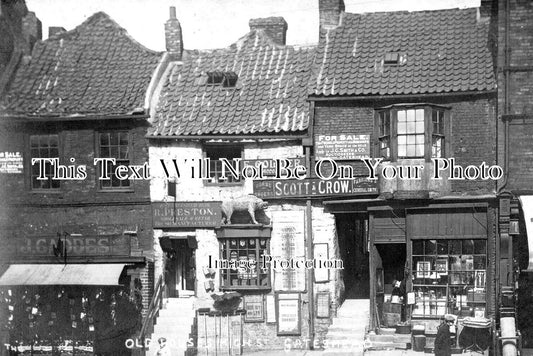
[337,214,369,299]
[164,239,196,297]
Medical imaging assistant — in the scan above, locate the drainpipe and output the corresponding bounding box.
[305,100,316,349]
[498,1,517,356]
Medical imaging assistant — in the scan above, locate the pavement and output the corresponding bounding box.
[242,349,493,356]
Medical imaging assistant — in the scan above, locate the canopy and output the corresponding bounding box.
[0,264,127,286]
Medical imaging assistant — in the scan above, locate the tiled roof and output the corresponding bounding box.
[1,12,161,118]
[311,8,496,97]
[149,31,315,136]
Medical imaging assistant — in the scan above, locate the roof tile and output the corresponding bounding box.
[1,12,161,118]
[310,8,495,97]
[150,30,315,137]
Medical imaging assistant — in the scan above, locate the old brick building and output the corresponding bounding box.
[308,0,500,352]
[144,7,320,355]
[495,0,533,349]
[0,12,162,355]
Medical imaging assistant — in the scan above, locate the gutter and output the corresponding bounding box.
[0,113,150,123]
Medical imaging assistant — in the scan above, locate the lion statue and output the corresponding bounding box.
[221,195,268,225]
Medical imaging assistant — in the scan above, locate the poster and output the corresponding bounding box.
[244,294,264,322]
[271,210,306,291]
[277,293,301,335]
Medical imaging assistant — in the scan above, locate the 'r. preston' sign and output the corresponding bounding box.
[152,201,222,228]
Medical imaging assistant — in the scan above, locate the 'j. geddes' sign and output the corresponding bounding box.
[16,235,130,257]
[152,201,221,228]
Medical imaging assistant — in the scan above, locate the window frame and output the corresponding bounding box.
[203,144,244,186]
[411,238,487,318]
[374,104,451,162]
[96,130,133,191]
[29,133,61,191]
[218,234,272,291]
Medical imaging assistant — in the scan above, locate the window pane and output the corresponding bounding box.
[398,110,406,121]
[30,134,60,190]
[406,109,415,122]
[415,120,424,133]
[398,121,407,134]
[462,240,474,254]
[474,240,486,254]
[415,144,424,158]
[398,145,406,157]
[425,240,436,255]
[100,133,109,146]
[413,241,424,255]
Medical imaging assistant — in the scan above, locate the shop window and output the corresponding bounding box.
[30,134,60,190]
[411,239,487,318]
[375,105,450,161]
[98,131,131,189]
[219,237,271,290]
[204,145,242,185]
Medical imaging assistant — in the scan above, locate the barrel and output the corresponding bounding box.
[413,335,426,352]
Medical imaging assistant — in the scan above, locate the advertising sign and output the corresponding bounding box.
[0,152,23,173]
[315,134,370,160]
[253,178,377,199]
[152,201,221,228]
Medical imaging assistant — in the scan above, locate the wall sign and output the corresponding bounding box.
[152,201,221,228]
[253,178,377,199]
[315,134,370,160]
[0,151,23,173]
[244,294,264,322]
[16,235,130,257]
[277,293,301,335]
[266,294,276,323]
[316,292,330,318]
[271,211,306,291]
[242,158,305,177]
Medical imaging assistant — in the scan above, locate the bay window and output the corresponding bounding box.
[376,105,450,161]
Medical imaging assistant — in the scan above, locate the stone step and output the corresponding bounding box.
[365,341,408,350]
[327,325,367,334]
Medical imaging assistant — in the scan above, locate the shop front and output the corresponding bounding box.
[327,199,497,352]
[0,235,146,356]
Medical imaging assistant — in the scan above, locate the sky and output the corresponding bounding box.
[26,0,481,51]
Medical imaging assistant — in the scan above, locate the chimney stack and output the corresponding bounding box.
[165,6,183,61]
[319,0,345,29]
[21,11,42,53]
[479,0,495,19]
[249,17,288,45]
[48,26,66,38]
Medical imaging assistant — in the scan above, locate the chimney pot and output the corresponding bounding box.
[249,17,288,45]
[169,6,176,20]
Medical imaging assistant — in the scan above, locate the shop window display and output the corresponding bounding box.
[411,239,487,318]
[219,237,270,290]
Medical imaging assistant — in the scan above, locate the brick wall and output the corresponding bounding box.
[313,97,497,195]
[497,0,533,190]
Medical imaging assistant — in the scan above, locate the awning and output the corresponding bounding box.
[0,264,127,286]
[518,195,533,271]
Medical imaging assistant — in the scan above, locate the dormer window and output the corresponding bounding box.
[383,52,400,65]
[207,71,238,87]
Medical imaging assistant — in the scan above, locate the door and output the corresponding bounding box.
[165,239,196,297]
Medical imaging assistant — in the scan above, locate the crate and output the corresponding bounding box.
[383,312,401,327]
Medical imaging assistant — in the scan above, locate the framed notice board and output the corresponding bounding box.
[276,293,301,336]
[316,292,330,318]
[244,294,264,322]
